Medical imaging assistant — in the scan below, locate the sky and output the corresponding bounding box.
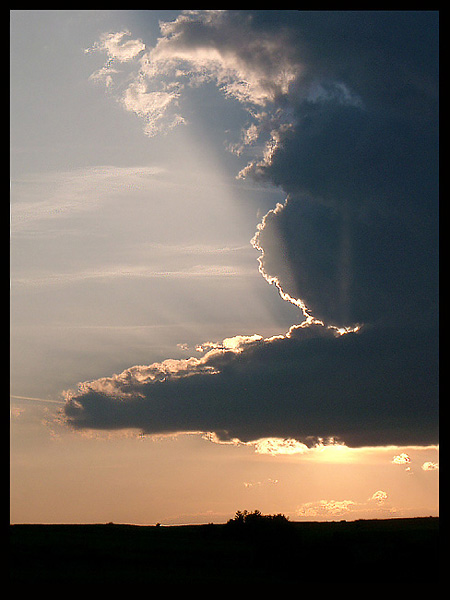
[10,10,439,525]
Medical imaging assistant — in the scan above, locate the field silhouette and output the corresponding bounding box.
[10,515,438,584]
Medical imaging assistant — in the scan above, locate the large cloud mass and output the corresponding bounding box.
[64,11,439,448]
[64,322,438,447]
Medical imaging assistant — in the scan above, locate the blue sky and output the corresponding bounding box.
[10,10,438,525]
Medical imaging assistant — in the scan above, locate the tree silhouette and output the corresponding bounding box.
[227,510,290,528]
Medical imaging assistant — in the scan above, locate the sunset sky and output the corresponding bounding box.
[10,10,439,525]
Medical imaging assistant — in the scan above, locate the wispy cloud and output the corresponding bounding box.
[13,263,258,288]
[243,478,279,489]
[11,165,164,234]
[10,394,65,405]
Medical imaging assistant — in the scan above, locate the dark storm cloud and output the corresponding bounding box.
[64,322,438,447]
[66,11,439,447]
[248,11,439,328]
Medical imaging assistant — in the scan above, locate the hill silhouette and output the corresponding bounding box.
[10,515,438,584]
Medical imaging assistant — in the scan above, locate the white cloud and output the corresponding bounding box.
[145,11,301,106]
[86,30,145,62]
[251,437,309,455]
[121,80,185,137]
[88,65,120,88]
[422,461,439,471]
[298,499,356,518]
[370,490,388,504]
[297,489,391,520]
[392,453,411,465]
[86,31,146,88]
[243,478,279,488]
[202,431,351,458]
[87,11,302,139]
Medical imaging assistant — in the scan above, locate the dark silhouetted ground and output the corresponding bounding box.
[10,517,438,585]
